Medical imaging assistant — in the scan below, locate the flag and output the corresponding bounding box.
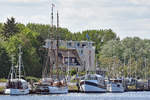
[86,33,90,40]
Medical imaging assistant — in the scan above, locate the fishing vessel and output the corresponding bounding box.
[5,47,29,95]
[36,4,68,94]
[80,74,106,93]
[79,42,106,93]
[106,78,124,93]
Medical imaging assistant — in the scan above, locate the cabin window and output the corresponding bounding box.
[65,58,68,62]
[72,58,75,63]
[81,50,83,54]
[82,44,86,47]
[67,42,72,47]
[77,43,80,47]
[47,41,50,47]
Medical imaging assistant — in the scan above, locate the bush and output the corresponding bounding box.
[78,71,86,76]
[70,68,77,76]
[0,78,7,82]
[25,76,39,83]
[0,86,5,92]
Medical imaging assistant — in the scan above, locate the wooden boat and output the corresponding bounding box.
[35,4,68,94]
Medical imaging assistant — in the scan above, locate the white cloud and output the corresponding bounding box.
[128,0,150,5]
[0,0,150,39]
[2,0,47,3]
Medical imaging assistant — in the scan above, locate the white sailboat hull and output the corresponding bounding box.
[4,88,29,95]
[107,83,124,93]
[48,86,68,94]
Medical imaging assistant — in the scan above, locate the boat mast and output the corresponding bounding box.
[124,55,125,78]
[67,49,70,80]
[144,57,147,80]
[49,3,55,78]
[51,4,54,31]
[56,11,59,80]
[129,54,131,78]
[18,46,22,80]
[10,55,14,81]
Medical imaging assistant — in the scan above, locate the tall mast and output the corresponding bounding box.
[67,50,70,80]
[124,55,125,77]
[49,3,55,78]
[18,46,22,80]
[144,57,147,80]
[129,54,131,78]
[51,4,54,30]
[10,55,14,81]
[55,11,59,80]
[57,11,59,28]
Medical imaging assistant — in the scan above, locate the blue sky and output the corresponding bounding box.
[0,0,150,39]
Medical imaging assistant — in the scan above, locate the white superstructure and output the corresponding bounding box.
[5,79,29,95]
[107,79,124,93]
[80,74,106,93]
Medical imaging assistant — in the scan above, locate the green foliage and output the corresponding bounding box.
[0,23,3,34]
[1,24,42,77]
[1,17,19,39]
[74,29,117,53]
[27,23,73,41]
[99,37,150,79]
[25,76,39,82]
[78,71,86,76]
[0,86,5,92]
[59,46,67,49]
[27,23,50,42]
[70,68,77,76]
[0,46,11,78]
[0,78,7,82]
[0,17,125,79]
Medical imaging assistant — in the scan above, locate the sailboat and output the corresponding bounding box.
[5,46,29,95]
[36,4,68,94]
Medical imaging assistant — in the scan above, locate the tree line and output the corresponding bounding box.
[99,37,150,79]
[0,17,148,79]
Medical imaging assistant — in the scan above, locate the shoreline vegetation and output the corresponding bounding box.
[0,79,7,82]
[0,86,4,93]
[1,17,150,85]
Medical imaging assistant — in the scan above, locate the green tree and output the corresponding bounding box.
[80,29,117,54]
[0,23,3,34]
[1,17,19,39]
[2,25,42,77]
[0,46,11,78]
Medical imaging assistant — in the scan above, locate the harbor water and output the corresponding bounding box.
[0,92,150,100]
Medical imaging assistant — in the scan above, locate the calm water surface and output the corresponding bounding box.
[0,92,150,100]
